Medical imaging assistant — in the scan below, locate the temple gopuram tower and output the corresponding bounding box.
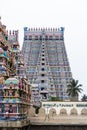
[22,27,72,101]
[0,18,31,121]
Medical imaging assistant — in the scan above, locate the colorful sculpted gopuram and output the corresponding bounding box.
[0,18,31,120]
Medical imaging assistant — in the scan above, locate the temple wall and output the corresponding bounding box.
[42,102,87,116]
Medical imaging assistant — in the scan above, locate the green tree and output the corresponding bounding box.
[67,79,83,101]
[49,97,62,101]
[50,96,61,101]
[81,94,87,101]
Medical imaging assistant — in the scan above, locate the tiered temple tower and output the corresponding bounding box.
[22,27,72,101]
[0,18,31,121]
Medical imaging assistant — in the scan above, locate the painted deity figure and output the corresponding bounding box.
[0,74,5,84]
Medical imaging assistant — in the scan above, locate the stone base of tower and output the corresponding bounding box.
[0,119,30,129]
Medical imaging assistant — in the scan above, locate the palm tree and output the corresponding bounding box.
[67,79,83,101]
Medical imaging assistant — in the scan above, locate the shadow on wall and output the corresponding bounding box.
[70,108,78,115]
[81,108,87,115]
[60,109,67,116]
[49,108,57,117]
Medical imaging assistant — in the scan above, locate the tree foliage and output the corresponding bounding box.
[81,94,87,101]
[67,79,83,101]
[50,96,61,101]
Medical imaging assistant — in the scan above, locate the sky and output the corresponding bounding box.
[0,0,87,99]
